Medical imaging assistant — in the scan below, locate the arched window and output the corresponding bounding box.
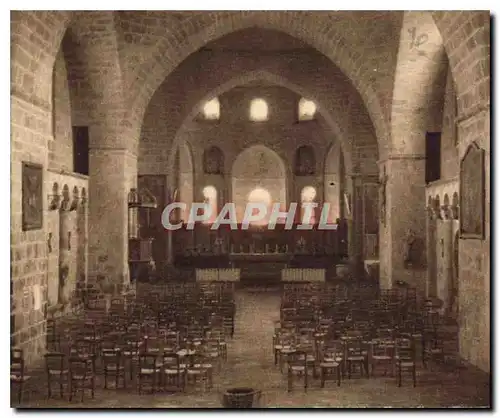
[202,185,218,224]
[300,186,317,224]
[202,97,220,120]
[249,98,268,122]
[298,98,316,121]
[247,187,272,225]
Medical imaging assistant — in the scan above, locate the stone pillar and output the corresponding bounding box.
[349,175,364,276]
[426,204,438,297]
[88,149,137,288]
[76,192,88,295]
[69,13,137,290]
[166,229,174,265]
[58,206,71,304]
[383,156,427,294]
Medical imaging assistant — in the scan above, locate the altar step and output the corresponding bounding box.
[238,261,285,288]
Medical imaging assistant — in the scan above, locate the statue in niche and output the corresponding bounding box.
[403,228,421,268]
[294,146,315,176]
[203,146,224,174]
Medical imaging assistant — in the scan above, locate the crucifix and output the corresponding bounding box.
[379,167,388,226]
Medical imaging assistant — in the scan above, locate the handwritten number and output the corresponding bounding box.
[408,27,428,49]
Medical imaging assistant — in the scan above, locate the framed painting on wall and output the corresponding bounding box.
[459,142,485,239]
[22,161,43,231]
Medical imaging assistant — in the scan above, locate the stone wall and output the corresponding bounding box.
[456,109,490,373]
[11,94,51,366]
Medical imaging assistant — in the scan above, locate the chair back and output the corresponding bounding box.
[45,352,66,373]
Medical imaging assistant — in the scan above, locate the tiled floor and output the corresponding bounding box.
[15,289,490,408]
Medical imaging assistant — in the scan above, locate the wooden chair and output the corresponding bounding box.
[370,339,395,377]
[11,349,30,404]
[46,319,62,352]
[344,337,369,378]
[161,352,186,392]
[69,357,96,402]
[395,338,416,387]
[45,352,68,399]
[102,348,126,389]
[137,353,160,394]
[185,352,213,391]
[287,350,308,392]
[319,342,342,388]
[121,333,142,381]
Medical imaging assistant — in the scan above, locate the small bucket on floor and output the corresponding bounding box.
[222,387,261,408]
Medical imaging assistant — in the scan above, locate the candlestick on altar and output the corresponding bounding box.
[285,244,289,253]
[266,244,269,253]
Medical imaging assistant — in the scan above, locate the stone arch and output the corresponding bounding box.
[11,11,73,107]
[128,14,391,149]
[11,11,130,148]
[391,11,449,155]
[391,11,489,156]
[165,69,365,187]
[11,12,489,150]
[231,144,287,223]
[431,11,490,116]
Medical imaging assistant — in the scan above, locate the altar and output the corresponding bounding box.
[172,222,347,285]
[229,252,292,264]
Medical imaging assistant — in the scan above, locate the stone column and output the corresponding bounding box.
[70,13,138,290]
[426,204,438,297]
[165,184,175,267]
[76,192,88,295]
[349,175,364,276]
[58,196,74,305]
[88,148,137,288]
[382,156,427,294]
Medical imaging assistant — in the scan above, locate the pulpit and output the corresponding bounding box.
[128,187,157,282]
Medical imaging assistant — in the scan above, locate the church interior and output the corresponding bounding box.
[10,11,490,408]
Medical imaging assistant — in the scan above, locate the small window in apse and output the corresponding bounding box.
[202,97,220,120]
[300,186,317,224]
[298,98,317,121]
[202,185,218,224]
[249,98,269,122]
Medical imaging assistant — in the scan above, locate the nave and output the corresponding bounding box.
[12,284,489,408]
